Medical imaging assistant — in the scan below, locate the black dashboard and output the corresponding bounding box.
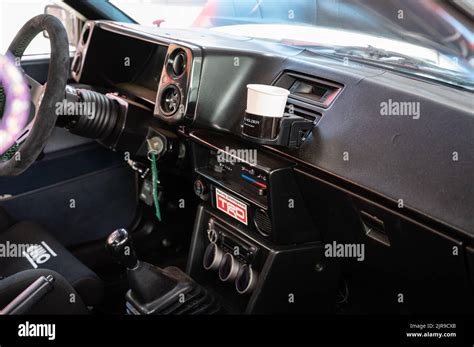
[72,20,473,238]
[69,20,474,313]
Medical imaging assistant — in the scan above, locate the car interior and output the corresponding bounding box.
[0,0,473,319]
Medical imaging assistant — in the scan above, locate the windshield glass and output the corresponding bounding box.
[110,0,474,90]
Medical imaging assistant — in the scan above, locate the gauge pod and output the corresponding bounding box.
[154,43,202,124]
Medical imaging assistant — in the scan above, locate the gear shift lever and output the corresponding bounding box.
[105,228,220,314]
[106,228,138,269]
[106,228,174,304]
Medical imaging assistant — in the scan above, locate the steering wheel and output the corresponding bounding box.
[0,14,69,176]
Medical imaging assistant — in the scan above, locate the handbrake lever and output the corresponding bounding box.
[0,275,55,315]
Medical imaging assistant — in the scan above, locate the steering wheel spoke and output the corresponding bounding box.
[25,74,46,114]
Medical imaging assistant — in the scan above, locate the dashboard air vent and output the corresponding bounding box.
[285,98,322,123]
[275,72,343,109]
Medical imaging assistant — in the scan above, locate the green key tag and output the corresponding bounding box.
[150,152,162,222]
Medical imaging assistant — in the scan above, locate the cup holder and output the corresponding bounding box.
[241,112,315,148]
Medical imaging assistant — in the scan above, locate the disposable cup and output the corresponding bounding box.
[246,84,290,118]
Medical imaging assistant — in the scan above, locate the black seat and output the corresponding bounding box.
[0,207,103,308]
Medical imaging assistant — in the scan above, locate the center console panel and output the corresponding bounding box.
[187,205,339,313]
[186,130,339,313]
[190,130,318,245]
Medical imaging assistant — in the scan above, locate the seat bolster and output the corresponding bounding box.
[0,220,104,306]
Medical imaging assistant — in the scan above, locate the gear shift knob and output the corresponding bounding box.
[106,228,138,269]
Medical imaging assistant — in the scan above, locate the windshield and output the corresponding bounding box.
[110,0,474,90]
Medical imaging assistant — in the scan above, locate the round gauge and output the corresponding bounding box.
[166,49,187,78]
[159,85,181,116]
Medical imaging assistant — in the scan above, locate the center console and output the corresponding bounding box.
[186,130,339,313]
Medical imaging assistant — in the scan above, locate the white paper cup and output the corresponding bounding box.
[246,84,290,118]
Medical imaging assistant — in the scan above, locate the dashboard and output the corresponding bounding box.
[72,20,473,239]
[69,20,474,313]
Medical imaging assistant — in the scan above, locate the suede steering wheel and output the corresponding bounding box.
[0,14,69,176]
